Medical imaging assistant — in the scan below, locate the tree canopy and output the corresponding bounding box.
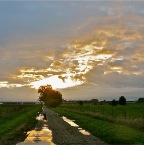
[111,99,117,106]
[38,85,63,107]
[119,96,126,105]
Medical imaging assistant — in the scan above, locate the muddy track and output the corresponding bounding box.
[44,106,107,145]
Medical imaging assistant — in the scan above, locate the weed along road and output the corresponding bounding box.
[17,106,107,145]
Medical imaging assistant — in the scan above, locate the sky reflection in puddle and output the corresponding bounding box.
[17,114,55,145]
[62,116,90,136]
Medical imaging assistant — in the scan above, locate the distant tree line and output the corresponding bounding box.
[75,96,127,106]
[63,96,143,106]
[77,96,127,106]
[111,96,126,106]
[137,98,144,103]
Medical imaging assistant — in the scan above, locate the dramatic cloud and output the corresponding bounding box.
[0,1,144,101]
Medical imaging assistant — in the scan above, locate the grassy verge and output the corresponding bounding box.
[59,103,144,131]
[59,103,144,119]
[0,105,41,145]
[52,108,144,145]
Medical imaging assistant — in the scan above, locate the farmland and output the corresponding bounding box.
[52,102,144,144]
[0,104,41,145]
[58,102,144,130]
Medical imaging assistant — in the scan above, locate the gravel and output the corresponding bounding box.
[44,106,108,145]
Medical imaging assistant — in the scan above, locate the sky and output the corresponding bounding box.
[0,1,144,102]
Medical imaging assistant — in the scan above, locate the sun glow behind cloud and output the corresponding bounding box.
[30,75,83,89]
[2,23,143,91]
[0,81,8,88]
[1,8,144,91]
[0,38,116,90]
[1,1,144,102]
[26,42,114,89]
[0,81,25,88]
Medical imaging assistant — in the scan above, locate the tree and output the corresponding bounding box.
[38,85,63,107]
[79,101,83,106]
[137,98,144,103]
[91,99,98,105]
[111,99,117,106]
[119,96,126,105]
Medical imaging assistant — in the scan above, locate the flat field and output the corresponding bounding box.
[0,104,41,145]
[59,102,144,119]
[52,102,144,144]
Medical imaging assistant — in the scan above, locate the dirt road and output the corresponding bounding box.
[44,106,107,145]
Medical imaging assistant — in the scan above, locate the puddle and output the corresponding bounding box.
[62,116,90,136]
[17,114,55,145]
[36,114,44,121]
[62,116,79,127]
[79,129,90,135]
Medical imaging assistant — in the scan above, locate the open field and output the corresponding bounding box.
[0,104,41,145]
[59,102,144,130]
[52,102,144,144]
[59,102,144,119]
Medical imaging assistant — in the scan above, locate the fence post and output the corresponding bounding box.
[124,110,127,119]
[112,107,114,118]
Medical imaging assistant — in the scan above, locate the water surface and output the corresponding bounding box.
[62,116,90,136]
[17,114,55,145]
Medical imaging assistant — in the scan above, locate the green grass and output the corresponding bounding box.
[60,103,144,119]
[59,103,144,130]
[0,105,41,145]
[52,108,144,145]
